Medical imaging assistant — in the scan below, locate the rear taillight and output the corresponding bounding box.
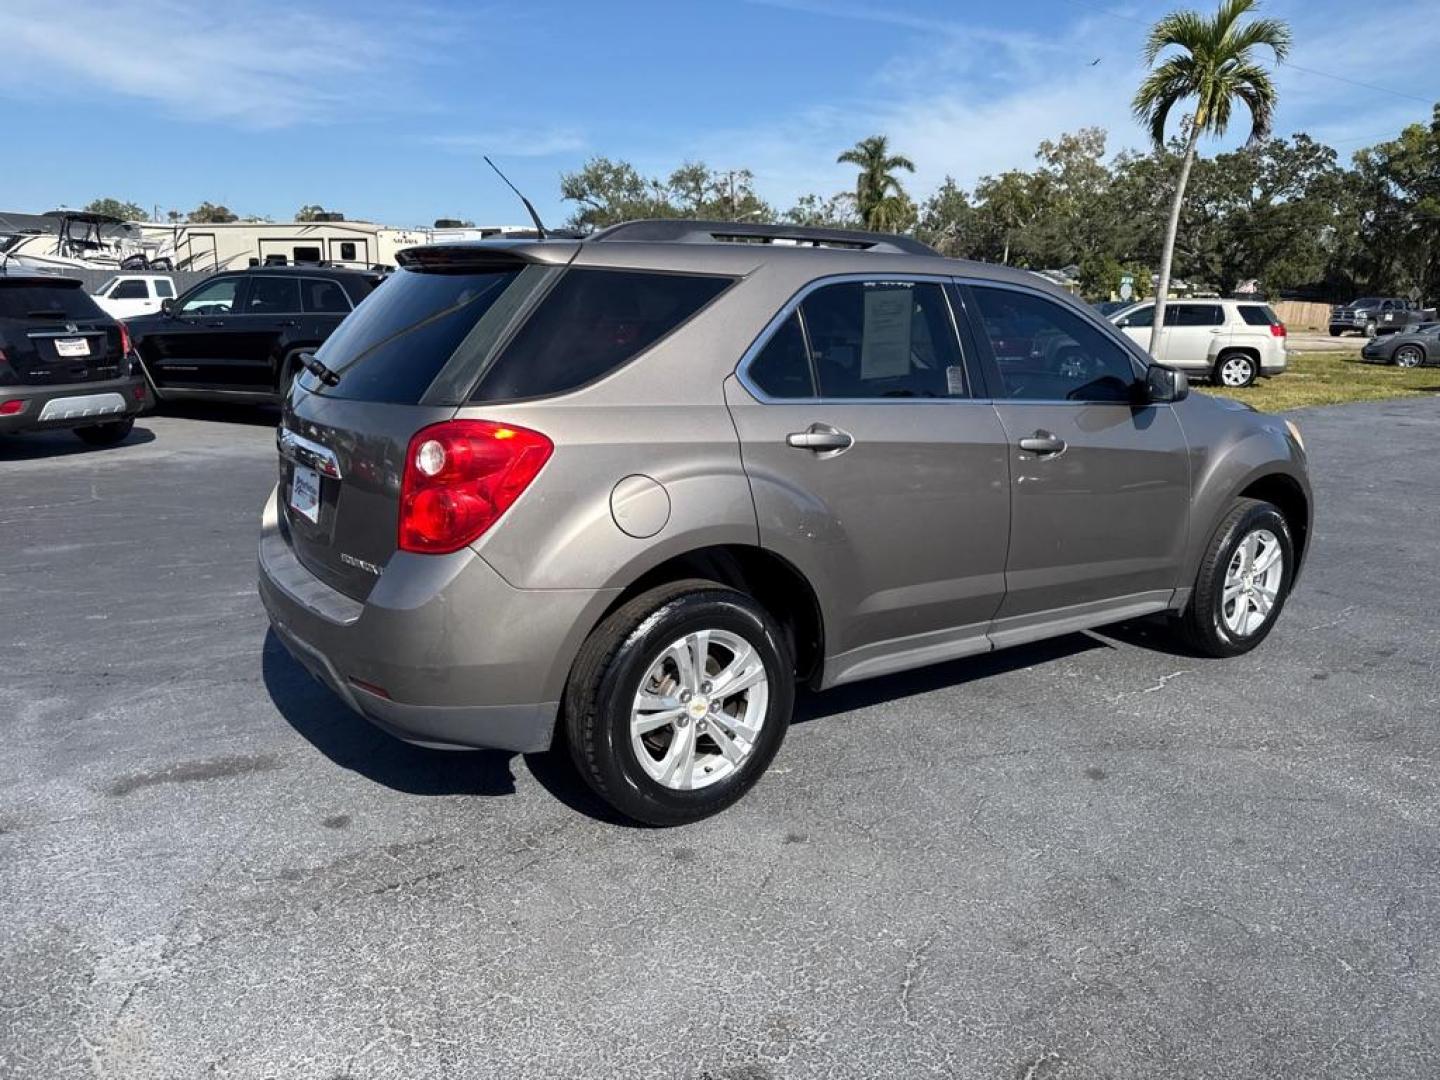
[118,321,133,356]
[398,419,553,554]
[1,400,23,416]
[1270,323,1287,337]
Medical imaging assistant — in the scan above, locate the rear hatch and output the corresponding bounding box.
[278,247,566,601]
[0,278,125,385]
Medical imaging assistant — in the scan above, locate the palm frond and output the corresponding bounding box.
[1143,9,1209,65]
[1224,16,1292,60]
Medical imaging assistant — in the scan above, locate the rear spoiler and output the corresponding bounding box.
[394,242,577,272]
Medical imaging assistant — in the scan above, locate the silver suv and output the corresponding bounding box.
[259,220,1313,825]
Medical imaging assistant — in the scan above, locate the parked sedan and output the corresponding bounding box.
[1360,322,1440,367]
[128,266,378,404]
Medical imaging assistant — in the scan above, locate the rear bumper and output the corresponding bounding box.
[257,488,614,753]
[0,374,150,434]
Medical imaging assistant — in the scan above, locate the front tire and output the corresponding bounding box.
[73,417,135,447]
[1177,498,1294,658]
[564,580,794,826]
[1394,345,1425,369]
[1215,352,1257,388]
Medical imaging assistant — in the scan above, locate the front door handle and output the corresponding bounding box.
[786,423,854,454]
[205,320,226,328]
[1018,431,1066,455]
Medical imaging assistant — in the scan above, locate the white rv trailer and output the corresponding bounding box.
[133,220,533,272]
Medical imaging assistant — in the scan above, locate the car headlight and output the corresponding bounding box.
[1285,419,1305,452]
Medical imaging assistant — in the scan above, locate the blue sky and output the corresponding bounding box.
[1,0,1436,228]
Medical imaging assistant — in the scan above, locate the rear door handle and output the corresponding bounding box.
[786,424,854,454]
[205,320,226,328]
[1018,431,1066,455]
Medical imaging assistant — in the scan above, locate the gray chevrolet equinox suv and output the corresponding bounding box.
[259,220,1312,825]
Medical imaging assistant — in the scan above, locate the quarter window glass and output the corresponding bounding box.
[302,278,351,313]
[799,281,965,398]
[1238,305,1280,326]
[1168,304,1223,326]
[155,280,175,298]
[110,280,148,300]
[245,276,302,314]
[748,313,814,398]
[971,286,1139,403]
[475,269,733,401]
[179,278,240,314]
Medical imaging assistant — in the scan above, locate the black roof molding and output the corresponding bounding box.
[589,219,938,256]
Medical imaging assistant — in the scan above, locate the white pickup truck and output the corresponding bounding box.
[90,274,177,319]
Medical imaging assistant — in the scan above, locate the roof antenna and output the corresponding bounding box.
[483,156,547,240]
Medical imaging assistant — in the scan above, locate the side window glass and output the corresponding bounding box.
[245,276,302,314]
[1171,304,1222,327]
[111,280,148,300]
[748,313,814,398]
[970,286,1139,403]
[1120,305,1153,328]
[799,281,965,399]
[155,280,175,299]
[179,277,240,315]
[302,279,351,314]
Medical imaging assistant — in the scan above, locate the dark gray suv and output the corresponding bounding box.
[259,221,1312,825]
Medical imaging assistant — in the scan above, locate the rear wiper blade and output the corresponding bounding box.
[299,351,341,387]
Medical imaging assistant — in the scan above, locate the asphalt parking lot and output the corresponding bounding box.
[2,397,1437,1080]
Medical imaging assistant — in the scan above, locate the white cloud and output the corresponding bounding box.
[0,0,456,128]
[428,129,587,158]
[685,6,1148,208]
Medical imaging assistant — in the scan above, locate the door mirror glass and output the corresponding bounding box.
[1145,363,1189,404]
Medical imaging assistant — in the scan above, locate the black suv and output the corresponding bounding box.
[0,272,150,446]
[129,266,378,404]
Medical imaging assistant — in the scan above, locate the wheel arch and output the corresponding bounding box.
[567,544,825,691]
[1237,472,1311,573]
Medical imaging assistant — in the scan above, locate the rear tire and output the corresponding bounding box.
[73,417,134,447]
[1177,498,1294,658]
[564,580,794,826]
[1214,352,1257,388]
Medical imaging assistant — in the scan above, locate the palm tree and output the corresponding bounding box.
[1133,0,1290,352]
[837,135,916,232]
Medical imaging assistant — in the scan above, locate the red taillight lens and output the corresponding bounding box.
[118,321,133,355]
[1270,323,1287,337]
[0,399,23,416]
[398,420,553,554]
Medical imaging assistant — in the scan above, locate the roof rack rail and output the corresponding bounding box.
[588,219,938,257]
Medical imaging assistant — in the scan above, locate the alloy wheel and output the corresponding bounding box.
[630,628,770,791]
[1395,346,1424,369]
[1220,528,1284,637]
[1219,355,1255,387]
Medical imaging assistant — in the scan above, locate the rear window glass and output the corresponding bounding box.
[1238,305,1280,326]
[0,282,105,321]
[311,266,523,404]
[472,269,733,402]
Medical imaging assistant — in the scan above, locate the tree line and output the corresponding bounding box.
[558,104,1438,305]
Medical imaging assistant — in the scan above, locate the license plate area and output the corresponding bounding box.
[54,337,92,358]
[288,465,322,524]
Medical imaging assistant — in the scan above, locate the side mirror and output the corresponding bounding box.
[161,298,176,316]
[1144,364,1189,404]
